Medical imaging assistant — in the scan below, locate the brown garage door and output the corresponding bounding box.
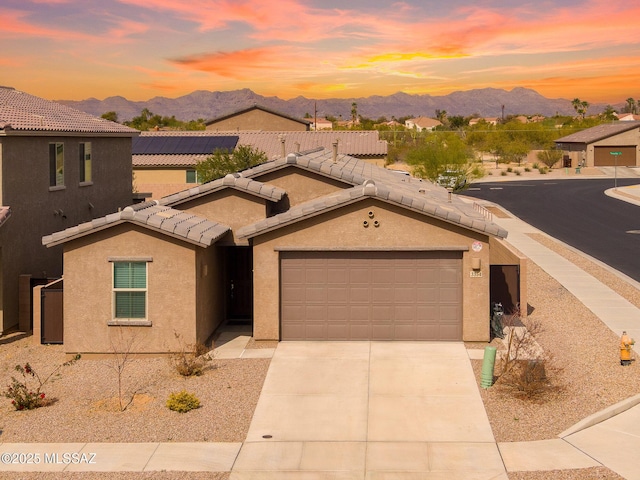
[280,251,462,341]
[594,146,636,166]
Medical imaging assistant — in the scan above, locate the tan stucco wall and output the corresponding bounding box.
[250,199,492,342]
[133,168,196,199]
[175,190,268,245]
[195,246,225,344]
[62,224,218,355]
[253,168,348,207]
[206,110,309,132]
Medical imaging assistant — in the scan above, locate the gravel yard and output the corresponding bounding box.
[1,228,639,479]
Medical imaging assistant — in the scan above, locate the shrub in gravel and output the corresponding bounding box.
[166,390,201,413]
[4,356,80,410]
[169,333,213,377]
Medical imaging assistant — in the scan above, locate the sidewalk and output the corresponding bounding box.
[473,183,640,480]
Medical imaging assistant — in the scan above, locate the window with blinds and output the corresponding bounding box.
[113,261,147,319]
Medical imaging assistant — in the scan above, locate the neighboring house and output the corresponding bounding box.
[132,134,239,199]
[468,118,499,126]
[309,118,333,130]
[404,117,442,132]
[133,130,389,198]
[618,113,640,122]
[206,105,311,131]
[555,122,640,167]
[514,115,545,124]
[0,86,138,336]
[43,150,525,356]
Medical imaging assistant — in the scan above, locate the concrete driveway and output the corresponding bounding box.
[231,341,507,479]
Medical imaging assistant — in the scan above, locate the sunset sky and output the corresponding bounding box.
[2,0,639,104]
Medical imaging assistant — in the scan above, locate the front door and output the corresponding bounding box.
[225,247,253,320]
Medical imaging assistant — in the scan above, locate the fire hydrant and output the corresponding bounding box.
[620,331,635,366]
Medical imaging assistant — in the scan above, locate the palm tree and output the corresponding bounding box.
[625,98,637,115]
[571,98,589,120]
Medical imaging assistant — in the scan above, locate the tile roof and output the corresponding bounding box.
[555,122,640,144]
[205,105,311,126]
[0,206,11,228]
[242,150,433,191]
[160,173,286,206]
[236,152,508,240]
[132,130,387,166]
[42,202,229,248]
[0,86,138,135]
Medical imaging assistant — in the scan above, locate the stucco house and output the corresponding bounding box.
[43,150,524,356]
[404,117,442,132]
[133,130,388,198]
[555,121,640,167]
[206,105,311,132]
[0,86,138,336]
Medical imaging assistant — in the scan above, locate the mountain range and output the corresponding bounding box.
[58,87,615,123]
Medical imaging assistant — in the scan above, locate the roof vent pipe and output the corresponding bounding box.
[280,135,286,158]
[295,141,300,152]
[332,140,338,163]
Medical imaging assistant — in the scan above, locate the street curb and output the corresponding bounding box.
[558,392,640,438]
[605,187,640,207]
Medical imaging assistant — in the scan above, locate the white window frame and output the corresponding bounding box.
[49,142,65,189]
[108,258,152,326]
[79,142,92,185]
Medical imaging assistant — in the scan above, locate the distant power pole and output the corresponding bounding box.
[314,102,317,131]
[501,105,505,121]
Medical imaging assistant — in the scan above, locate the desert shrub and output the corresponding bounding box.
[524,167,531,172]
[537,149,562,169]
[506,167,513,173]
[494,312,562,400]
[166,390,201,413]
[169,333,213,377]
[4,356,80,410]
[538,167,547,174]
[500,171,507,176]
[514,169,521,176]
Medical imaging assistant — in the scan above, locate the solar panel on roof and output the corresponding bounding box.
[132,136,239,154]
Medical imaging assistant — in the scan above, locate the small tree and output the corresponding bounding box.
[107,327,137,412]
[537,149,563,169]
[196,145,268,183]
[101,111,119,123]
[405,132,478,191]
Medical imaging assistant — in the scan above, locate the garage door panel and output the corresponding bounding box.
[281,252,462,341]
[328,287,348,302]
[394,287,416,302]
[327,305,348,320]
[440,287,461,302]
[350,306,370,320]
[350,287,370,302]
[372,306,392,321]
[327,269,349,284]
[372,287,393,302]
[351,324,372,339]
[372,325,394,340]
[305,305,327,320]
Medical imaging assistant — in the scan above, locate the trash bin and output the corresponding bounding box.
[490,302,505,340]
[575,166,581,174]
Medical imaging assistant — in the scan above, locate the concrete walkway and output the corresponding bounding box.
[472,183,640,480]
[231,341,506,479]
